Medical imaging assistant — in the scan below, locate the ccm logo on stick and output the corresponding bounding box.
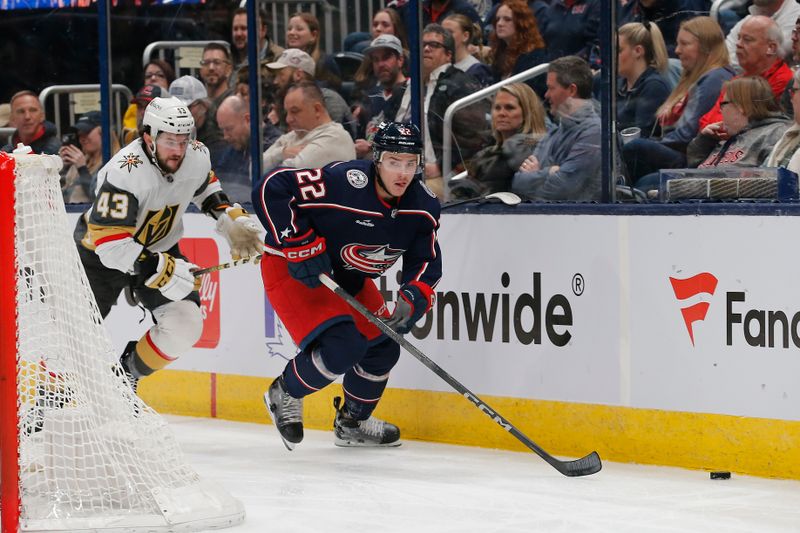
[464,392,512,431]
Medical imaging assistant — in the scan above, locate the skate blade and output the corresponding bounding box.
[263,392,296,452]
[334,436,402,448]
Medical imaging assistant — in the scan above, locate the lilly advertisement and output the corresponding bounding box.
[70,212,800,423]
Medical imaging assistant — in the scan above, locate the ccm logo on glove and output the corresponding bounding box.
[283,230,331,289]
[285,241,325,260]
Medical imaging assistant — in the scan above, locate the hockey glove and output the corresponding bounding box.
[386,282,434,334]
[283,230,331,289]
[140,252,200,301]
[215,203,264,260]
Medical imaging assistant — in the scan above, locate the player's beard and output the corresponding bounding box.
[156,151,185,174]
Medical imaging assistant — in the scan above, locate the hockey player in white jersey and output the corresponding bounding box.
[74,96,263,388]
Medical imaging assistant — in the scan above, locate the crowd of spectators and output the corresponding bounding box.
[6,0,800,205]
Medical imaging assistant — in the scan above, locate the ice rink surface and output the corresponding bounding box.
[170,416,800,533]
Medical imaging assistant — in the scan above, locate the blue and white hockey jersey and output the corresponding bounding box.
[252,159,442,294]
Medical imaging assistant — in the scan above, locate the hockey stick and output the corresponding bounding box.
[442,191,523,210]
[192,254,262,277]
[191,193,522,277]
[318,273,602,477]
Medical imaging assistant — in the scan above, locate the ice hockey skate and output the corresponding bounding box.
[333,396,401,447]
[264,376,304,450]
[117,340,140,394]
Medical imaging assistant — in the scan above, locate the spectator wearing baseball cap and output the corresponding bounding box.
[134,84,170,106]
[169,76,213,146]
[351,34,411,159]
[71,110,103,135]
[169,75,207,106]
[265,48,356,139]
[122,85,171,145]
[59,110,120,203]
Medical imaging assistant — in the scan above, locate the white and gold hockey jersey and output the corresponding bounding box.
[75,138,228,273]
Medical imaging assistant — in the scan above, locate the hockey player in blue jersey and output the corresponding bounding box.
[252,121,442,449]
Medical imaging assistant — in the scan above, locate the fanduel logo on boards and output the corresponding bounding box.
[671,271,800,349]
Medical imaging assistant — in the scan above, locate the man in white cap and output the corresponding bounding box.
[169,75,207,106]
[353,34,410,158]
[169,75,211,137]
[265,48,355,137]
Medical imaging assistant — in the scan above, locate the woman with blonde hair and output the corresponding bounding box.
[450,83,547,199]
[623,16,735,188]
[616,21,671,137]
[442,14,492,88]
[687,76,788,168]
[286,11,342,90]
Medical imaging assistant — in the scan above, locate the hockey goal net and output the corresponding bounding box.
[0,151,245,532]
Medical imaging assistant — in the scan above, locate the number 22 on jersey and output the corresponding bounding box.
[295,169,326,201]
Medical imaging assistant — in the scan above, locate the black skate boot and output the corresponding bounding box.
[117,340,140,394]
[333,396,401,447]
[264,376,304,450]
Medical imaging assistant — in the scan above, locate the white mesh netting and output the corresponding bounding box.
[9,152,244,532]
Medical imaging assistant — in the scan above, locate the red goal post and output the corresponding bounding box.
[1,149,21,533]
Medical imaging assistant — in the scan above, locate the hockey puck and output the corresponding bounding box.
[710,471,731,480]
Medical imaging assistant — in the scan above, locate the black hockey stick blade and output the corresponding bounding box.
[552,451,602,477]
[319,273,602,477]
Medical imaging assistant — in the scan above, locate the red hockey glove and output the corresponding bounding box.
[283,230,331,289]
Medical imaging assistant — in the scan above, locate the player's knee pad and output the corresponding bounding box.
[282,321,368,397]
[148,300,203,360]
[316,321,369,375]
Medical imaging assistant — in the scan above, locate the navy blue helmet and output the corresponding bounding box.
[372,121,423,162]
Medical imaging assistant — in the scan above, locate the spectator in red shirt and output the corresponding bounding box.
[1,90,60,154]
[699,15,792,130]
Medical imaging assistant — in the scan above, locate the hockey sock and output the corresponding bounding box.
[341,338,400,420]
[127,332,175,377]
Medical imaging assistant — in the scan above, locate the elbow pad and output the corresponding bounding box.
[95,236,144,273]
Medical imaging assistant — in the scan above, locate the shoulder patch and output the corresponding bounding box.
[419,179,437,199]
[346,169,369,189]
[190,139,208,153]
[118,153,143,173]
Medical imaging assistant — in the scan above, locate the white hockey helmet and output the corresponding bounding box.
[142,96,195,141]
